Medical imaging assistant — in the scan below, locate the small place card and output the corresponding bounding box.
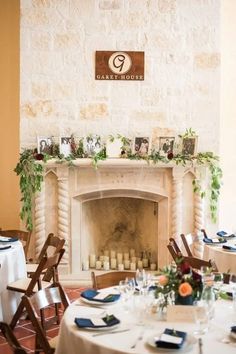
[93,292,108,300]
[166,305,195,322]
[90,317,107,326]
[156,333,183,345]
[212,237,220,242]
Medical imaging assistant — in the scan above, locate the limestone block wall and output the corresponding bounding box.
[20,0,220,154]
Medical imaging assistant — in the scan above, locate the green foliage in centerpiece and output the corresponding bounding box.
[155,258,203,308]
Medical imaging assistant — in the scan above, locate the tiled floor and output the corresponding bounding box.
[0,287,86,354]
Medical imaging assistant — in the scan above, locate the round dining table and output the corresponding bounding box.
[0,240,27,323]
[203,238,236,274]
[55,287,236,354]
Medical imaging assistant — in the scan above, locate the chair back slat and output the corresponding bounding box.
[92,271,136,290]
[37,233,65,263]
[180,233,193,257]
[22,285,69,354]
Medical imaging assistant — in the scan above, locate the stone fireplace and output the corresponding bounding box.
[31,159,205,284]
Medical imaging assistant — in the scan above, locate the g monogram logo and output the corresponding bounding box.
[108,52,132,75]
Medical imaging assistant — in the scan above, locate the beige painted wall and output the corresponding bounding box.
[0,0,20,228]
[219,0,236,231]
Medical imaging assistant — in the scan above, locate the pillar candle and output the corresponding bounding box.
[130,248,135,257]
[104,250,109,257]
[82,260,89,271]
[124,252,129,261]
[110,250,116,259]
[124,259,130,270]
[130,262,136,271]
[110,258,117,269]
[89,254,96,268]
[117,253,123,264]
[103,261,110,271]
[103,255,109,263]
[95,260,102,270]
[137,260,143,270]
[150,263,157,271]
[118,263,124,271]
[142,258,149,268]
[131,256,136,264]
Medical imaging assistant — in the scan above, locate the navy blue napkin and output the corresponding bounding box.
[223,245,236,251]
[203,238,213,244]
[217,231,236,238]
[0,236,18,243]
[74,314,120,329]
[0,245,11,251]
[81,289,120,303]
[155,328,187,349]
[231,326,236,333]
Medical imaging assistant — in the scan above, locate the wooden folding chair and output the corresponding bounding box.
[167,241,218,271]
[7,251,63,329]
[180,233,194,257]
[22,285,69,354]
[91,271,136,290]
[0,321,27,354]
[26,233,65,277]
[0,229,31,259]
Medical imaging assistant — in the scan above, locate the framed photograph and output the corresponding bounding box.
[133,137,150,156]
[182,136,198,156]
[84,135,102,156]
[60,136,72,157]
[37,136,53,155]
[159,137,175,156]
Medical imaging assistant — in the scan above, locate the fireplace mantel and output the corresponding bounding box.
[32,158,205,284]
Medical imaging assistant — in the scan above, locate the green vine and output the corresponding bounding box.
[15,132,222,230]
[14,149,44,231]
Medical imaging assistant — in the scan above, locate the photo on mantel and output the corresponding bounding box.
[151,127,176,153]
[84,135,102,157]
[133,137,150,156]
[60,136,72,157]
[159,137,175,157]
[37,136,53,155]
[182,136,198,156]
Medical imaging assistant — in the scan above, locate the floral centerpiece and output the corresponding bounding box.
[155,258,203,309]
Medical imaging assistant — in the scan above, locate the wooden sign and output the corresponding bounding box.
[95,51,144,81]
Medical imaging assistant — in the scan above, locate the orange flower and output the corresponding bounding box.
[178,282,193,297]
[159,275,169,286]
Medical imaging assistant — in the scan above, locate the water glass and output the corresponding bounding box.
[194,301,210,336]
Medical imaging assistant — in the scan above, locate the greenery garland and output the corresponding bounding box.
[14,133,222,231]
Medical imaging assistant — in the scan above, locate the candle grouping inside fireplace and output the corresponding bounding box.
[82,249,157,271]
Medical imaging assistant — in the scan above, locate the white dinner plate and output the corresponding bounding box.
[146,334,196,352]
[80,296,119,307]
[79,323,120,331]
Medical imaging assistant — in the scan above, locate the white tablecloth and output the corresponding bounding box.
[55,289,236,354]
[0,241,27,323]
[203,239,236,274]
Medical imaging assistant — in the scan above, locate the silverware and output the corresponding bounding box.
[92,329,130,337]
[198,338,203,354]
[130,330,144,349]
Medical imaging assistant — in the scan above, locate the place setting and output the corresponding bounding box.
[0,235,18,250]
[145,328,197,353]
[78,289,121,307]
[74,312,121,332]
